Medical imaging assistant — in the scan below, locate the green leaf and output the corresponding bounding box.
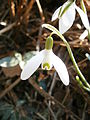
[23,51,39,63]
[18,51,38,69]
[20,116,32,120]
[9,111,20,120]
[16,100,26,107]
[1,109,12,120]
[0,102,13,111]
[0,57,19,67]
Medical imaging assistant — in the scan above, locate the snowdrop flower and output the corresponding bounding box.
[21,36,69,86]
[79,29,89,40]
[15,53,25,70]
[52,0,90,34]
[79,0,90,40]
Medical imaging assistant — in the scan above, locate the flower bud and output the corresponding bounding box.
[45,36,53,50]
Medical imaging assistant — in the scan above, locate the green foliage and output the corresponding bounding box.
[0,101,32,120]
[0,102,14,120]
[0,51,38,69]
[0,56,19,67]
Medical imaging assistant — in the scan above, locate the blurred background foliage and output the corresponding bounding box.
[0,0,90,120]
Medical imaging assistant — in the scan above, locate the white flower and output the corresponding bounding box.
[21,37,69,86]
[79,29,88,40]
[52,0,90,34]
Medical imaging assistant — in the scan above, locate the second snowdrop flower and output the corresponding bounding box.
[21,36,69,86]
[52,0,90,35]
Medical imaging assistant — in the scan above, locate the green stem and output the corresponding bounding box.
[76,76,90,92]
[42,24,90,89]
[88,28,90,41]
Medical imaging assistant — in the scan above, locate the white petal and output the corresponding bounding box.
[59,2,76,34]
[41,49,53,70]
[19,61,25,70]
[75,5,90,29]
[52,0,71,22]
[79,29,88,40]
[51,6,61,21]
[21,50,45,80]
[51,52,69,86]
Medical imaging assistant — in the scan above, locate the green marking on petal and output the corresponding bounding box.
[59,0,74,18]
[58,6,63,18]
[45,36,53,50]
[43,62,50,70]
[80,0,86,14]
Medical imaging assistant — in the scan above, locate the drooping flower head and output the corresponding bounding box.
[21,36,69,86]
[52,0,90,35]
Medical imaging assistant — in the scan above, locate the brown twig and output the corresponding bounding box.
[48,72,56,108]
[0,0,35,36]
[36,0,45,22]
[49,72,56,96]
[0,22,16,35]
[35,112,47,120]
[23,0,35,20]
[45,101,57,120]
[9,90,26,117]
[0,77,21,99]
[62,87,70,104]
[28,78,81,120]
[36,0,45,51]
[41,40,90,48]
[82,102,87,120]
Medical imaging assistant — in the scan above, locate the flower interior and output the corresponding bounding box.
[42,62,50,70]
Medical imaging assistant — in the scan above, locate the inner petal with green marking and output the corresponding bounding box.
[58,0,74,18]
[41,49,53,70]
[42,62,50,70]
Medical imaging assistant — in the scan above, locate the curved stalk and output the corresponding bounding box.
[42,24,90,89]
